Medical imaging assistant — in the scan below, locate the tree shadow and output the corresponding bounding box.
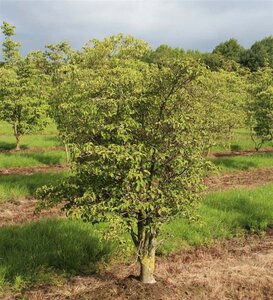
[0,219,114,286]
[0,142,28,151]
[204,195,272,231]
[26,152,65,165]
[213,158,257,170]
[0,172,66,197]
[0,152,65,165]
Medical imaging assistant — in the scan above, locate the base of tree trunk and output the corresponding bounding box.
[140,255,156,284]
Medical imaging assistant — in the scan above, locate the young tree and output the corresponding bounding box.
[189,68,248,154]
[37,35,212,283]
[1,21,21,64]
[246,67,273,150]
[0,22,50,150]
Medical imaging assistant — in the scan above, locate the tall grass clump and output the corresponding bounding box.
[0,219,114,289]
[212,152,273,172]
[0,151,66,169]
[160,184,273,253]
[0,172,67,203]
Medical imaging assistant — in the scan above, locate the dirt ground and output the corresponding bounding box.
[3,230,272,300]
[0,198,64,226]
[2,166,273,227]
[1,162,273,299]
[204,166,273,192]
[210,147,273,158]
[0,146,65,154]
[0,164,68,176]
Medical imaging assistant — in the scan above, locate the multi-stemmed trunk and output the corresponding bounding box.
[139,238,156,283]
[13,122,21,151]
[133,215,157,284]
[15,134,21,151]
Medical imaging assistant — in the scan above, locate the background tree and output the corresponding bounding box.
[246,67,273,150]
[213,38,245,63]
[189,68,248,154]
[37,35,212,283]
[0,22,50,150]
[1,21,21,64]
[241,36,273,71]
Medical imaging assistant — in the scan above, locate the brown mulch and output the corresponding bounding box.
[0,198,64,227]
[0,164,68,176]
[1,166,273,227]
[210,147,273,158]
[3,230,273,300]
[204,166,273,192]
[0,145,65,154]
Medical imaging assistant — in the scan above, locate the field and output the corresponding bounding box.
[0,122,273,299]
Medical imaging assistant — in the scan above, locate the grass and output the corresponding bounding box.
[212,128,273,153]
[0,120,61,150]
[212,152,273,172]
[0,135,61,150]
[159,183,273,253]
[0,151,66,169]
[0,121,58,136]
[0,172,67,203]
[1,183,273,291]
[0,219,114,290]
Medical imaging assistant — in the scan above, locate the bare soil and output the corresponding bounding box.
[1,166,273,227]
[0,146,65,154]
[210,147,273,158]
[204,166,273,192]
[0,164,68,176]
[0,198,64,226]
[3,230,273,300]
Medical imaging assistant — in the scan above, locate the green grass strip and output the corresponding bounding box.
[212,152,273,172]
[0,219,113,290]
[160,184,273,253]
[0,151,66,169]
[0,172,67,203]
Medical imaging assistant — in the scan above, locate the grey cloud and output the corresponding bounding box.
[0,0,272,55]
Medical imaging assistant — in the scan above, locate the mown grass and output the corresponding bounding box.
[0,219,114,290]
[0,172,67,203]
[0,120,61,150]
[0,151,66,169]
[212,152,273,172]
[160,184,273,253]
[0,121,58,136]
[213,128,273,152]
[1,184,273,291]
[0,135,61,150]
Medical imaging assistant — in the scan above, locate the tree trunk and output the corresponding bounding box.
[64,143,70,163]
[15,134,21,151]
[139,248,156,284]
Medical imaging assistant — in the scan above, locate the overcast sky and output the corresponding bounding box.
[0,0,272,55]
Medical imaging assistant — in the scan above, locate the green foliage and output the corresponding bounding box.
[213,38,245,63]
[195,69,248,152]
[246,67,273,149]
[37,35,214,282]
[0,22,51,150]
[0,21,21,64]
[241,36,273,71]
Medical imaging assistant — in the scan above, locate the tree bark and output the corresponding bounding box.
[15,134,21,151]
[139,248,156,283]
